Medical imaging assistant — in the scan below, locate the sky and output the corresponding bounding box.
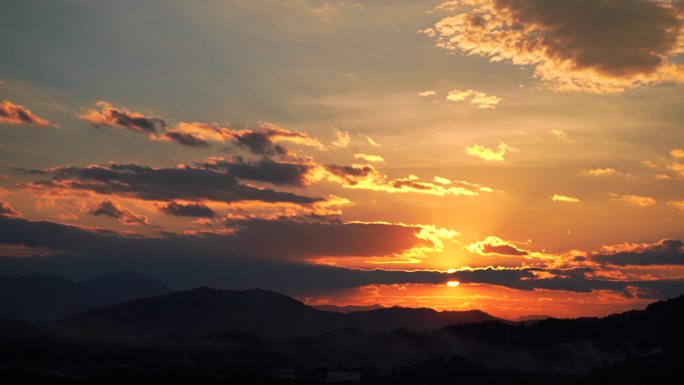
[1,0,683,319]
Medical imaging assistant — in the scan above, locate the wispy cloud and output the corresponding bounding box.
[353,153,385,163]
[446,89,501,109]
[610,193,656,207]
[88,199,149,226]
[579,168,622,177]
[331,129,351,148]
[465,142,514,161]
[551,194,580,203]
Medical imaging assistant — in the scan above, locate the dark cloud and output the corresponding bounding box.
[163,130,210,148]
[0,216,427,262]
[481,243,528,256]
[0,201,21,217]
[233,130,288,156]
[161,201,215,218]
[497,0,683,77]
[201,157,313,186]
[391,178,436,191]
[79,101,166,134]
[432,0,684,91]
[0,100,50,126]
[229,125,323,156]
[21,163,322,205]
[0,219,682,299]
[88,200,149,226]
[324,164,375,185]
[592,239,684,266]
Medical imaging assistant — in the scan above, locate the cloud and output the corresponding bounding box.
[580,168,620,177]
[0,215,431,262]
[551,194,580,203]
[0,201,21,218]
[21,162,322,205]
[0,100,50,126]
[671,148,684,159]
[161,130,210,148]
[231,123,324,156]
[467,236,529,256]
[78,104,321,152]
[331,129,351,148]
[201,156,315,187]
[669,200,684,213]
[465,142,514,161]
[609,193,656,207]
[323,164,378,186]
[418,90,437,97]
[592,239,684,266]
[365,135,381,147]
[550,129,575,143]
[430,0,684,92]
[446,89,501,109]
[324,164,486,197]
[79,101,166,134]
[160,201,216,218]
[353,153,385,163]
[88,200,149,226]
[0,215,683,299]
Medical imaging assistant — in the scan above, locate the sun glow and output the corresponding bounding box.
[446,281,460,287]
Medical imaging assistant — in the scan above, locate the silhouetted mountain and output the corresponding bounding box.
[315,304,384,313]
[52,287,346,339]
[2,292,684,384]
[0,271,171,322]
[52,287,500,339]
[346,306,498,332]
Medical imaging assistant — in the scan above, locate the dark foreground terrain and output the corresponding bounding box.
[1,274,683,384]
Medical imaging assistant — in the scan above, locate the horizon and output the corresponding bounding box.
[1,0,683,321]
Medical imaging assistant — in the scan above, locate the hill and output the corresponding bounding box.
[0,271,171,322]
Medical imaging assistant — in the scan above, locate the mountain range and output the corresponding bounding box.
[50,286,499,339]
[0,270,171,322]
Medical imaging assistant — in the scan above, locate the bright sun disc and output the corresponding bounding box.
[446,281,460,287]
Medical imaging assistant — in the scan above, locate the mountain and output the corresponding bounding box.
[347,306,498,332]
[0,271,171,322]
[315,304,384,313]
[52,287,500,339]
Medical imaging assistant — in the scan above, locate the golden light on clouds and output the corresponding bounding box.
[428,0,684,92]
[446,89,501,109]
[551,194,580,203]
[465,142,514,161]
[609,193,656,207]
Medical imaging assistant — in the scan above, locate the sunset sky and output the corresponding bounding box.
[1,0,683,319]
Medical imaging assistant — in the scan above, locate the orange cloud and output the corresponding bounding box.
[609,193,656,207]
[0,201,21,217]
[446,89,501,109]
[88,199,150,226]
[668,200,684,213]
[0,100,50,126]
[429,0,684,92]
[580,168,621,177]
[551,194,580,203]
[467,236,529,256]
[323,164,487,197]
[353,153,385,163]
[465,142,514,161]
[79,101,165,134]
[331,129,351,148]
